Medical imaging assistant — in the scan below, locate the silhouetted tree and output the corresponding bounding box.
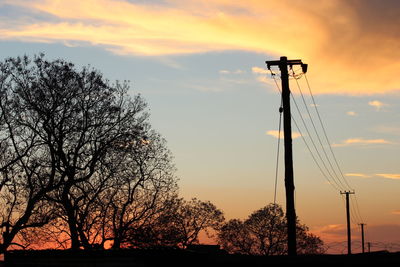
[296,224,325,255]
[214,219,253,255]
[217,203,325,255]
[0,54,153,251]
[100,130,177,249]
[25,129,178,250]
[0,55,60,253]
[126,198,224,248]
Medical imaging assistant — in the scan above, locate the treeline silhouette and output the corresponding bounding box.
[0,55,323,258]
[326,241,400,254]
[217,204,324,255]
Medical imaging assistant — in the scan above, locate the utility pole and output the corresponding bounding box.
[266,56,307,256]
[341,191,355,255]
[367,242,371,253]
[359,223,366,253]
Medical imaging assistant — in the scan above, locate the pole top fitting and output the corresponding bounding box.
[301,64,308,74]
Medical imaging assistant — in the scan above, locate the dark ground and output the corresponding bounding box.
[3,249,400,267]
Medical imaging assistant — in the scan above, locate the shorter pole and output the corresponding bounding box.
[341,191,355,255]
[359,223,366,253]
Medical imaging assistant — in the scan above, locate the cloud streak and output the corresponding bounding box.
[251,67,269,75]
[368,100,388,111]
[332,138,391,147]
[375,174,400,180]
[346,111,357,116]
[1,0,400,94]
[314,223,400,250]
[266,130,301,140]
[345,173,370,178]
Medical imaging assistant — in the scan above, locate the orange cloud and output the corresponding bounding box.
[375,174,400,180]
[1,0,400,94]
[368,100,388,111]
[266,130,301,139]
[311,224,348,243]
[346,138,390,144]
[345,173,370,178]
[332,138,391,147]
[313,224,400,253]
[346,111,357,116]
[251,67,269,75]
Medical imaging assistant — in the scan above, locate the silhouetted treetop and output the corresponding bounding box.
[217,203,325,255]
[0,54,174,252]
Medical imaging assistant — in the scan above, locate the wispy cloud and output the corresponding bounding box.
[219,70,230,74]
[346,111,357,116]
[344,173,400,180]
[1,0,400,94]
[315,224,400,249]
[345,173,370,178]
[368,100,388,111]
[252,67,272,87]
[374,126,400,136]
[391,210,400,215]
[220,69,246,74]
[375,173,400,180]
[266,130,301,139]
[251,66,269,75]
[311,224,348,243]
[332,138,391,147]
[188,84,224,93]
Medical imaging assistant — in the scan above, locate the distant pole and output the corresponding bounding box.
[266,57,307,256]
[368,242,371,253]
[359,223,366,253]
[341,191,355,255]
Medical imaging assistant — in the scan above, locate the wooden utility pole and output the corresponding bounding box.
[359,223,366,253]
[266,56,307,256]
[341,191,355,255]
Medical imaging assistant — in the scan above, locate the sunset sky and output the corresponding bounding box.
[1,0,399,253]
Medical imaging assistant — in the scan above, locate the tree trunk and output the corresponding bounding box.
[112,234,121,249]
[112,229,122,249]
[62,186,80,250]
[66,213,80,250]
[78,225,92,250]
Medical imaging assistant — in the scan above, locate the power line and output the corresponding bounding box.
[291,112,342,192]
[273,97,283,205]
[291,71,349,191]
[303,74,354,190]
[270,71,342,192]
[271,69,357,193]
[349,196,361,224]
[302,73,365,223]
[268,63,366,237]
[291,70,365,225]
[290,91,347,191]
[351,194,364,223]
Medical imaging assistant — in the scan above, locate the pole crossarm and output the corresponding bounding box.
[266,59,308,73]
[340,191,355,195]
